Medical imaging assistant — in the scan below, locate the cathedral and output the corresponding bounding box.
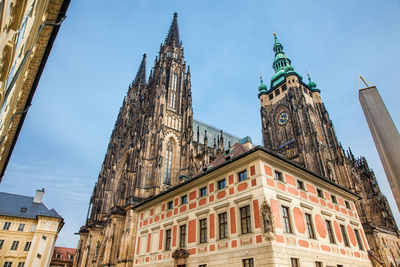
[74,13,400,267]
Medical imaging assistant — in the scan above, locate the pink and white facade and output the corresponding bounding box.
[127,146,372,267]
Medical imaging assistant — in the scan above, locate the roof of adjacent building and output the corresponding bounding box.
[193,119,241,149]
[0,192,62,220]
[208,142,251,169]
[133,145,359,210]
[52,246,76,262]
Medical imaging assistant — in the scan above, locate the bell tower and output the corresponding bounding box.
[259,33,347,184]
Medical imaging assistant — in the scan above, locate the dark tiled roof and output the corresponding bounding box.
[208,142,250,168]
[52,246,76,262]
[0,192,62,219]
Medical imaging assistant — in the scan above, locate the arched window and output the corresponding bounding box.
[164,141,173,185]
[169,73,177,109]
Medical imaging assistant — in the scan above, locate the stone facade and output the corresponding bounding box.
[259,35,400,266]
[0,0,70,182]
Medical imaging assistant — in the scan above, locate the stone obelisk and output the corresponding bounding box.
[358,76,400,212]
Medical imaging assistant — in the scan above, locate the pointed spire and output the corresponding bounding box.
[307,73,318,91]
[133,54,147,87]
[272,33,292,73]
[165,12,180,47]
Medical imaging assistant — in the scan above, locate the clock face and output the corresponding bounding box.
[278,112,289,126]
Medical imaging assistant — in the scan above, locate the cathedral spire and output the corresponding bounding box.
[165,12,181,47]
[272,33,292,73]
[133,54,147,87]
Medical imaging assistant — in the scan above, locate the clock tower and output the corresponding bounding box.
[258,34,400,265]
[258,33,346,184]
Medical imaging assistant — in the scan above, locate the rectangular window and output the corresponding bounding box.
[297,180,305,190]
[167,201,173,210]
[274,171,283,181]
[17,224,25,231]
[24,242,31,251]
[165,229,171,251]
[305,213,315,239]
[200,187,207,197]
[317,188,324,198]
[275,89,280,96]
[281,206,292,233]
[242,258,254,267]
[179,224,186,247]
[218,212,228,239]
[331,195,337,204]
[17,263,24,267]
[3,221,11,230]
[42,236,47,240]
[0,239,4,249]
[315,262,323,267]
[181,195,187,205]
[354,229,364,251]
[325,220,335,244]
[240,206,252,234]
[282,84,287,92]
[10,240,19,250]
[340,225,350,247]
[199,218,207,243]
[218,179,226,190]
[345,201,351,209]
[290,258,300,267]
[269,94,273,100]
[36,254,41,259]
[4,262,12,267]
[238,170,247,181]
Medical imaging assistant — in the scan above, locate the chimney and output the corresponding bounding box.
[33,188,45,203]
[239,136,253,149]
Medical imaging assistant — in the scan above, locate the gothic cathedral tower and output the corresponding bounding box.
[259,34,349,186]
[259,34,400,266]
[85,12,193,232]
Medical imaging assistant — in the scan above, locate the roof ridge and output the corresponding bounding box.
[193,118,240,139]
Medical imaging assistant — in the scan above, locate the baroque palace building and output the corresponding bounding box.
[0,0,70,182]
[74,13,400,267]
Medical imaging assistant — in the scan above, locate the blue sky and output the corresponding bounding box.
[1,0,400,248]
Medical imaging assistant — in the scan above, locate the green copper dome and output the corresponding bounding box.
[307,74,318,91]
[270,33,301,89]
[258,76,268,93]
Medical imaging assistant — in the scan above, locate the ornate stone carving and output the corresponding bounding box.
[260,199,275,241]
[171,248,189,259]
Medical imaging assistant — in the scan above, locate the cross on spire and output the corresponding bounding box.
[133,54,147,87]
[165,12,181,47]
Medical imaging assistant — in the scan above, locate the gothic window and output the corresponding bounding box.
[169,73,178,109]
[164,142,173,185]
